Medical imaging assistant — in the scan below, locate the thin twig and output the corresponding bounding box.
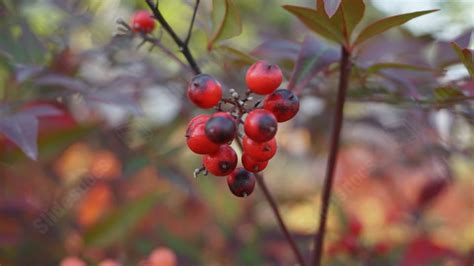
[145,0,201,74]
[184,0,200,45]
[312,46,352,266]
[236,139,306,266]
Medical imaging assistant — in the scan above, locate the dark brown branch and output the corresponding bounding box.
[184,0,200,45]
[236,139,306,266]
[145,0,201,74]
[312,47,352,266]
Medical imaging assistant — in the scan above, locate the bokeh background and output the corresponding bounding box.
[0,0,473,265]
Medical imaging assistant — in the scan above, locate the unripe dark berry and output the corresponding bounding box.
[131,10,156,34]
[187,74,222,109]
[203,145,237,176]
[263,89,300,122]
[242,135,276,161]
[245,60,283,95]
[205,112,237,144]
[244,109,277,142]
[227,168,256,197]
[186,123,219,154]
[242,153,268,173]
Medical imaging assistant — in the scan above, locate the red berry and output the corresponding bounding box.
[227,168,256,197]
[205,112,237,144]
[203,145,237,176]
[187,74,222,109]
[187,114,210,132]
[245,60,282,95]
[340,236,359,254]
[263,89,299,122]
[348,216,363,237]
[373,241,390,254]
[242,135,277,161]
[131,10,155,34]
[244,109,278,142]
[186,123,219,154]
[242,153,268,172]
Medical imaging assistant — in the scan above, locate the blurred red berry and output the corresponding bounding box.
[244,109,277,142]
[203,145,237,176]
[242,135,276,161]
[187,74,222,109]
[348,216,363,237]
[245,60,282,95]
[242,153,268,172]
[263,89,299,122]
[131,10,155,33]
[227,168,256,197]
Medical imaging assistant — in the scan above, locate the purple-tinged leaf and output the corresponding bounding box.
[283,5,345,44]
[15,64,43,83]
[323,0,341,18]
[434,30,472,67]
[251,39,300,61]
[0,114,38,160]
[451,42,474,78]
[288,35,339,92]
[35,75,88,92]
[353,10,438,47]
[460,81,474,96]
[20,105,63,117]
[367,63,438,73]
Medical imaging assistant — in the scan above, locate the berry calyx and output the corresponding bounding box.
[227,168,256,197]
[131,10,156,34]
[242,135,277,161]
[186,123,219,155]
[244,109,278,142]
[205,112,237,144]
[242,153,268,172]
[245,60,283,95]
[187,74,223,109]
[203,145,237,176]
[263,89,300,122]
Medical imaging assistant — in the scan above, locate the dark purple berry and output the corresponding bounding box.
[227,168,256,197]
[205,112,237,144]
[263,89,299,122]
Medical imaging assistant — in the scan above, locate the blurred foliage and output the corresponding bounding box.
[0,0,473,265]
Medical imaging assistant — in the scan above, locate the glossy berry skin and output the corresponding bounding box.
[242,153,268,172]
[227,168,256,197]
[245,60,283,95]
[187,114,210,132]
[131,10,155,34]
[186,123,219,154]
[244,109,278,142]
[203,145,237,176]
[263,89,300,122]
[242,135,276,161]
[205,112,237,144]
[187,74,222,109]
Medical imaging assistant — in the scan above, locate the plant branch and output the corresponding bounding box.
[145,0,201,74]
[184,0,200,45]
[312,46,352,266]
[235,139,306,266]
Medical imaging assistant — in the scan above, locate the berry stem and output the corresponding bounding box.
[145,0,201,75]
[311,46,352,266]
[236,139,306,266]
[184,0,200,45]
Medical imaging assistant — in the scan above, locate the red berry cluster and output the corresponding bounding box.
[185,61,300,197]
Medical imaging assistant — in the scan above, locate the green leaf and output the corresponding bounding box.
[434,87,464,101]
[353,9,438,47]
[451,42,474,78]
[84,191,166,247]
[213,45,258,66]
[207,0,242,51]
[329,0,365,40]
[367,63,437,73]
[282,5,345,44]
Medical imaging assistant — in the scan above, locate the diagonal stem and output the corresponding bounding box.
[312,46,352,266]
[236,139,306,266]
[145,0,201,74]
[184,0,200,45]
